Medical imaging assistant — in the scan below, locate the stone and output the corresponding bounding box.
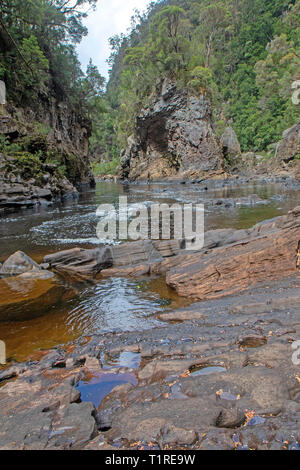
[216,408,245,429]
[44,246,113,280]
[220,127,241,167]
[238,335,267,348]
[120,79,224,181]
[47,403,97,450]
[166,209,300,300]
[276,119,300,164]
[0,80,6,106]
[0,251,40,276]
[0,155,78,214]
[1,267,300,450]
[0,275,65,321]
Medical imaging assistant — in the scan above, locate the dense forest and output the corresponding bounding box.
[0,0,104,113]
[95,0,299,174]
[0,0,299,177]
[0,0,106,184]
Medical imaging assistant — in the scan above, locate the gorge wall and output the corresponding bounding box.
[0,91,95,212]
[120,80,225,181]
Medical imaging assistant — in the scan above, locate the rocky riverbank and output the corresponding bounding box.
[0,272,300,450]
[0,97,95,214]
[0,205,300,450]
[119,78,300,183]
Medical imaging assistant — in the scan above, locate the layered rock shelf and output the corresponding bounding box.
[0,207,300,449]
[1,272,300,450]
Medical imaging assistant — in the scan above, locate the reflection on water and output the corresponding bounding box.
[77,371,138,410]
[0,276,190,363]
[0,180,299,363]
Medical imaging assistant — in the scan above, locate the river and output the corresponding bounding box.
[0,179,299,362]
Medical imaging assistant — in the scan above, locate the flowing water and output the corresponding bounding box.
[0,180,299,362]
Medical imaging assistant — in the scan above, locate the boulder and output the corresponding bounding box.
[0,275,65,321]
[112,240,163,267]
[0,251,41,276]
[276,119,300,164]
[166,207,300,300]
[220,127,241,167]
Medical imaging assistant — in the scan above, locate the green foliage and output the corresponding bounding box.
[0,135,22,154]
[25,134,48,155]
[187,66,216,97]
[105,0,299,158]
[149,6,190,76]
[17,35,49,91]
[91,157,120,177]
[0,0,103,114]
[5,152,44,184]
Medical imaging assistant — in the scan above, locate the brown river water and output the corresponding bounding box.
[0,180,299,363]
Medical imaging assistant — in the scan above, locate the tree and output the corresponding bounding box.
[198,2,232,68]
[17,35,49,92]
[149,6,190,76]
[0,0,100,111]
[187,65,217,97]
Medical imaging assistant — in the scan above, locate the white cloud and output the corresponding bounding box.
[77,0,152,79]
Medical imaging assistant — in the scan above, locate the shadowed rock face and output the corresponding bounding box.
[0,153,78,214]
[277,119,300,165]
[120,79,224,181]
[220,127,241,168]
[0,96,95,214]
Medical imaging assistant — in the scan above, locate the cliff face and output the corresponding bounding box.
[120,80,224,181]
[1,96,94,186]
[0,92,95,213]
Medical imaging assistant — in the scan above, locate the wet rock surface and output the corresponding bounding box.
[0,271,300,450]
[0,250,41,276]
[44,247,113,281]
[0,274,66,321]
[0,153,78,215]
[0,204,300,449]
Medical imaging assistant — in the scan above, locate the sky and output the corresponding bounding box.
[77,0,152,80]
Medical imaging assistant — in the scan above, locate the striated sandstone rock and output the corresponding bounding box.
[44,247,113,281]
[166,207,300,300]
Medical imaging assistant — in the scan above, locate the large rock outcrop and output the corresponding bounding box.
[0,153,77,213]
[276,119,300,165]
[97,207,300,301]
[0,94,95,212]
[1,98,94,186]
[120,80,224,181]
[220,127,241,168]
[166,206,300,299]
[270,119,300,178]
